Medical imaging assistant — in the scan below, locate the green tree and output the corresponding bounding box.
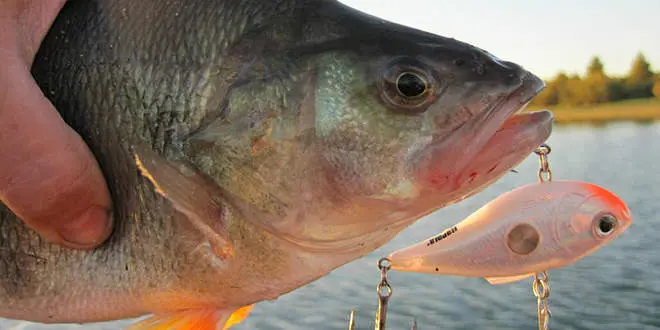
[586,56,607,79]
[531,54,658,106]
[607,78,626,102]
[625,52,654,98]
[583,56,610,103]
[628,52,654,84]
[557,74,589,106]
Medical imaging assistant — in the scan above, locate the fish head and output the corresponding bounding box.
[312,37,553,199]
[184,2,554,284]
[265,6,554,253]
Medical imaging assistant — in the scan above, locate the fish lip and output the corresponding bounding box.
[496,72,546,121]
[490,107,553,154]
[418,71,551,194]
[475,72,548,148]
[487,72,550,147]
[437,72,546,160]
[430,110,553,197]
[466,70,545,128]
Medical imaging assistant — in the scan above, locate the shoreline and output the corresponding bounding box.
[527,98,660,125]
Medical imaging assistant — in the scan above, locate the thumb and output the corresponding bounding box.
[0,58,113,249]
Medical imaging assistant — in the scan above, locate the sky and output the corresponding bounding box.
[339,0,660,79]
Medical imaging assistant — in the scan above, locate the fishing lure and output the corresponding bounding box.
[387,180,632,284]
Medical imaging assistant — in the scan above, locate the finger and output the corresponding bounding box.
[0,58,113,249]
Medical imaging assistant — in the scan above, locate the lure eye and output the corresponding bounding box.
[594,213,618,237]
[507,223,540,255]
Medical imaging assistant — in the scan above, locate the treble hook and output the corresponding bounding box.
[347,258,420,329]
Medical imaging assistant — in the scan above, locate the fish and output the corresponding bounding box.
[388,181,632,284]
[0,0,553,328]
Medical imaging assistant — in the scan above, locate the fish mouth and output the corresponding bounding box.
[419,72,553,198]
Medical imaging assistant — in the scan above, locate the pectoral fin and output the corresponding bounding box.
[485,273,534,285]
[133,145,233,259]
[126,305,254,330]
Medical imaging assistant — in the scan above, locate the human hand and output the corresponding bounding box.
[0,1,112,249]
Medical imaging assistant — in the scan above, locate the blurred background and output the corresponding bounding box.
[6,0,659,329]
[341,0,660,125]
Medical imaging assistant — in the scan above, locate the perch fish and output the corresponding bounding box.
[0,0,552,328]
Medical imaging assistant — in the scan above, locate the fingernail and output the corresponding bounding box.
[59,206,113,248]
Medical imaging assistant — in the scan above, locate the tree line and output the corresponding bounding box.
[530,52,660,107]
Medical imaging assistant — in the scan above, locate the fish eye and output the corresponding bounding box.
[378,58,437,113]
[594,213,618,237]
[396,72,428,98]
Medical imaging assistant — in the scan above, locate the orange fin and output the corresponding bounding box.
[126,309,228,330]
[485,273,533,285]
[133,145,233,259]
[126,306,253,330]
[223,305,254,330]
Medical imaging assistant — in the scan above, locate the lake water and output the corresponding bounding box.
[4,121,660,330]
